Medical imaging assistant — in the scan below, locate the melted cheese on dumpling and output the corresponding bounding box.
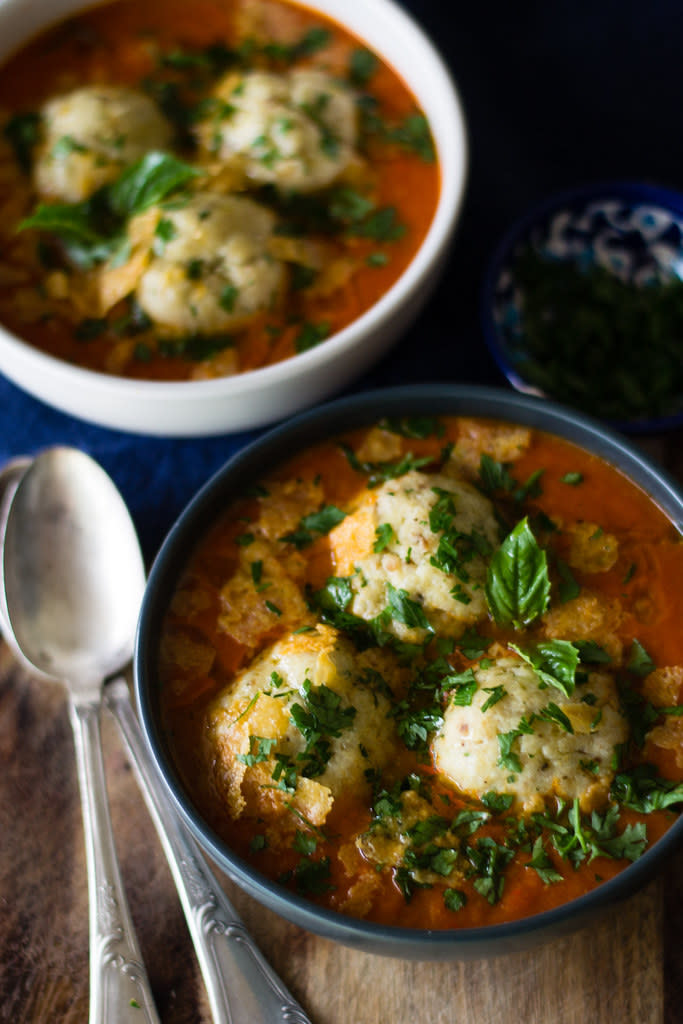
[204,624,402,829]
[133,191,285,337]
[34,85,172,202]
[196,69,357,192]
[328,470,500,644]
[432,655,629,814]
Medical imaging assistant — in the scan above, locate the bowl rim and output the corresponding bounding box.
[0,0,469,435]
[480,179,683,436]
[135,382,683,954]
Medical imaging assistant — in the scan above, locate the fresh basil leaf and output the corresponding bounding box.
[485,518,550,627]
[19,202,106,245]
[107,151,200,217]
[511,639,579,697]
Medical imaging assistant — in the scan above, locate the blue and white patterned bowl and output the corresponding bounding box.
[481,182,683,434]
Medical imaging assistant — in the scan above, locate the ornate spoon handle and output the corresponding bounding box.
[104,678,313,1024]
[69,697,160,1024]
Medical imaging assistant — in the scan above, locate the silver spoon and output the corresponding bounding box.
[1,448,159,1024]
[0,449,313,1024]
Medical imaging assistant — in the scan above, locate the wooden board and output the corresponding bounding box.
[0,640,680,1023]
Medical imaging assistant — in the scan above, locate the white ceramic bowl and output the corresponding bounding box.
[0,0,468,436]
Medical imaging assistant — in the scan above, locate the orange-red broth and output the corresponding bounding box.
[158,417,683,929]
[0,0,439,381]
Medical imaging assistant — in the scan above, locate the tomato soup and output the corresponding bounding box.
[157,416,683,928]
[0,0,439,381]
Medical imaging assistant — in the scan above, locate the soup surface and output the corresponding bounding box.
[0,0,439,381]
[158,415,683,928]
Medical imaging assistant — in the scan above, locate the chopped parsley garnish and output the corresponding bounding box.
[480,685,507,712]
[442,668,478,707]
[527,836,563,884]
[379,415,445,439]
[626,639,656,677]
[373,522,395,552]
[237,735,277,766]
[385,582,433,634]
[349,48,379,86]
[290,679,356,777]
[294,320,330,353]
[3,110,41,173]
[339,442,435,487]
[556,558,581,603]
[497,716,535,773]
[611,765,683,812]
[444,888,467,912]
[280,504,346,548]
[509,246,683,422]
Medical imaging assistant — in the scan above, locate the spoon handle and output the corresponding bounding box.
[104,677,313,1024]
[69,697,160,1024]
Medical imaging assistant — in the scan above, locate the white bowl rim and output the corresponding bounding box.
[0,0,469,435]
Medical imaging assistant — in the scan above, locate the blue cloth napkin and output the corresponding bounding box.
[0,309,486,563]
[0,372,264,562]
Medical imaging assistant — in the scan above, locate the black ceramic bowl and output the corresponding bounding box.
[481,182,683,434]
[135,384,683,959]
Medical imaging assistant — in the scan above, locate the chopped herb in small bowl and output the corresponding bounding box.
[482,182,683,433]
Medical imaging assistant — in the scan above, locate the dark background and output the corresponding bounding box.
[2,0,682,559]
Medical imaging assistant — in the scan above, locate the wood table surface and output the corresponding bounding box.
[1,433,682,1024]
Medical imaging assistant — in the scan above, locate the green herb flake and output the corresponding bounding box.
[444,888,467,912]
[295,320,330,352]
[527,836,564,884]
[385,582,433,633]
[3,110,41,173]
[481,685,507,712]
[349,48,379,86]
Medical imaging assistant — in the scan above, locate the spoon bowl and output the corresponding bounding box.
[3,448,145,686]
